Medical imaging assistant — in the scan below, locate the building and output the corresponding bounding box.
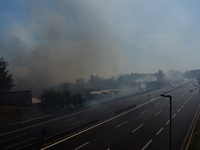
[89,90,107,100]
[0,90,32,106]
[89,89,124,100]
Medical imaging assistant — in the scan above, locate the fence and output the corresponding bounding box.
[0,90,32,106]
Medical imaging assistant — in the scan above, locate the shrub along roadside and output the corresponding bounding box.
[41,88,85,114]
[0,106,45,126]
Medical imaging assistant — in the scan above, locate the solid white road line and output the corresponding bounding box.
[141,140,153,150]
[72,119,87,125]
[166,120,170,125]
[0,115,81,137]
[96,108,105,111]
[116,121,128,128]
[155,111,161,116]
[141,110,148,114]
[126,103,132,106]
[74,142,90,150]
[0,94,134,137]
[117,101,124,105]
[60,118,76,123]
[5,137,37,149]
[105,110,114,114]
[132,124,144,133]
[16,141,38,150]
[41,97,161,150]
[0,133,26,143]
[156,128,164,135]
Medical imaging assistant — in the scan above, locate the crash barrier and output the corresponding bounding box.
[162,83,190,95]
[181,103,200,150]
[114,104,137,115]
[98,113,115,122]
[45,119,99,144]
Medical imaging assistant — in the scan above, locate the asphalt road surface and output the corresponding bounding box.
[0,82,199,150]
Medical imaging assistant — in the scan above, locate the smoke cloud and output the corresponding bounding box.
[1,0,200,90]
[1,0,123,89]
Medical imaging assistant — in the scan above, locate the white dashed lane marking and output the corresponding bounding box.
[141,140,153,150]
[156,128,163,135]
[166,120,170,125]
[155,111,161,116]
[116,121,128,128]
[172,114,176,118]
[156,102,160,105]
[141,110,148,114]
[132,124,144,133]
[74,142,90,150]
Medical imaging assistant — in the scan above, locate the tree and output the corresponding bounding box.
[157,70,164,86]
[157,70,164,82]
[0,58,14,93]
[72,93,85,106]
[64,83,72,104]
[41,89,67,113]
[76,78,85,84]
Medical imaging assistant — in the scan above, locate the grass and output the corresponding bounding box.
[188,116,200,150]
[0,105,46,126]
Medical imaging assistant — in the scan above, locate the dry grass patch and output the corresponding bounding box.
[0,106,46,126]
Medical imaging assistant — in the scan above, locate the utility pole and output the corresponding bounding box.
[197,78,200,101]
[160,94,172,150]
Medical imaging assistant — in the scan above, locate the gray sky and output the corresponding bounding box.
[1,0,200,88]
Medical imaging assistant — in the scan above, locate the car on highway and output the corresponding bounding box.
[189,89,193,92]
[194,87,198,90]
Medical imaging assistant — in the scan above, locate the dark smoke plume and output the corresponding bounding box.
[1,1,122,90]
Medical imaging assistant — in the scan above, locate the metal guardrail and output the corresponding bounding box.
[114,104,137,115]
[45,119,99,144]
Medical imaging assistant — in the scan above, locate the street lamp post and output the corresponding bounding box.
[197,78,200,101]
[160,94,172,150]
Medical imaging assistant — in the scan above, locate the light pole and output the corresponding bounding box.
[160,94,172,150]
[197,78,200,101]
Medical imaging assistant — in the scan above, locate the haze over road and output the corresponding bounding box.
[0,82,199,150]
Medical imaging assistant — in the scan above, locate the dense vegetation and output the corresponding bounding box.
[41,87,85,113]
[0,57,14,93]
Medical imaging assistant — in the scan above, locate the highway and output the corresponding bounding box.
[0,82,199,150]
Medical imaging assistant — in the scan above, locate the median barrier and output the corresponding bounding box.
[98,113,115,122]
[45,119,99,144]
[114,104,137,115]
[45,127,77,144]
[75,119,99,131]
[162,83,190,95]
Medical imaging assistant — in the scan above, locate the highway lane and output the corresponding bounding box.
[0,82,195,149]
[41,83,199,150]
[147,89,199,150]
[0,84,183,133]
